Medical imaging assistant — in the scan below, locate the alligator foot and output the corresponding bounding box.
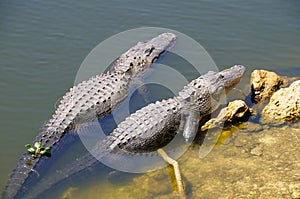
[157,148,186,199]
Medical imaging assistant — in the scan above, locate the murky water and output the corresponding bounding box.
[1,0,299,198]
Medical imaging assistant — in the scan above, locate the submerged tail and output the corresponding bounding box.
[24,152,99,199]
[2,130,78,199]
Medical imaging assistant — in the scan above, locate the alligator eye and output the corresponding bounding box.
[125,68,133,76]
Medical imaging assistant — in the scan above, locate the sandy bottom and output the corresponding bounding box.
[60,121,300,199]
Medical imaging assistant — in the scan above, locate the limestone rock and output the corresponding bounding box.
[201,100,253,131]
[262,80,300,121]
[250,69,285,103]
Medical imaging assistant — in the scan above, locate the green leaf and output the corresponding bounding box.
[25,144,32,148]
[45,147,51,153]
[27,148,35,154]
[40,150,46,155]
[34,142,42,149]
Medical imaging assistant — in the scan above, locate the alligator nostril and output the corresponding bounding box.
[145,46,155,56]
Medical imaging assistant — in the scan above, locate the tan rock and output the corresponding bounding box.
[262,80,300,121]
[250,69,285,103]
[201,100,253,131]
[226,100,253,121]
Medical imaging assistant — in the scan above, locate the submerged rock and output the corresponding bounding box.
[250,69,285,103]
[245,122,263,133]
[61,187,78,199]
[250,144,264,156]
[262,80,300,122]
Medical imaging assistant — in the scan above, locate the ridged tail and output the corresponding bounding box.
[2,129,77,199]
[23,152,99,199]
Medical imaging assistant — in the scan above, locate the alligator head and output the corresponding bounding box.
[180,65,246,111]
[179,65,246,141]
[112,32,177,75]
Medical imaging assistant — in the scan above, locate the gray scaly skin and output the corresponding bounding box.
[27,65,246,199]
[3,33,176,199]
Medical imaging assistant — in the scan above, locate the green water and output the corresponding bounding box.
[1,0,300,198]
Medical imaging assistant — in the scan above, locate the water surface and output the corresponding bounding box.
[0,0,299,198]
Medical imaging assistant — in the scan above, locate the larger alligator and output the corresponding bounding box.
[3,33,177,199]
[25,65,246,199]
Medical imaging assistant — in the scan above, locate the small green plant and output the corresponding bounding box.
[25,142,51,158]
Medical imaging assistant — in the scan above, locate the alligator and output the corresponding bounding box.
[24,65,246,199]
[2,33,177,199]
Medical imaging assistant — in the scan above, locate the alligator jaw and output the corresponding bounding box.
[219,64,246,92]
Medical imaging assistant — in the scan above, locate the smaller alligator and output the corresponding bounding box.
[26,65,246,199]
[3,33,176,199]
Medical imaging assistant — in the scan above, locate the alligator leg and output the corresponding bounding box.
[181,110,200,143]
[157,148,186,199]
